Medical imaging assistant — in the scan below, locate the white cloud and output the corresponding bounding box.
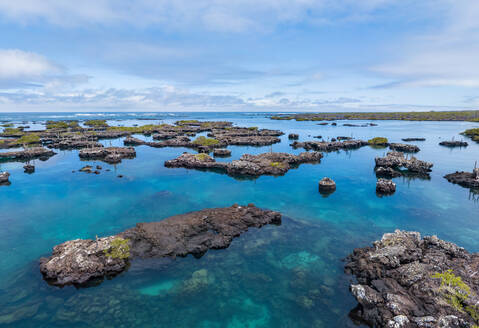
[0,49,89,89]
[0,0,404,32]
[372,0,479,88]
[0,49,61,80]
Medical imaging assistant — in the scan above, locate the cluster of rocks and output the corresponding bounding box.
[376,178,396,195]
[39,204,281,286]
[439,140,468,148]
[318,177,336,196]
[389,143,420,153]
[43,135,102,150]
[291,139,368,152]
[444,167,479,190]
[0,147,56,162]
[78,165,108,175]
[375,152,433,177]
[79,147,136,164]
[345,230,479,328]
[165,151,323,177]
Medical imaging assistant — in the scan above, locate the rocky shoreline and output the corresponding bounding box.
[345,230,479,328]
[39,204,281,286]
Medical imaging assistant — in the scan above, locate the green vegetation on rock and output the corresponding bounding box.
[46,121,79,130]
[194,153,211,161]
[84,120,108,127]
[1,123,13,127]
[270,110,479,122]
[107,124,170,134]
[16,134,40,145]
[270,162,285,168]
[368,137,388,145]
[176,120,199,125]
[104,238,130,259]
[192,136,219,147]
[1,127,23,135]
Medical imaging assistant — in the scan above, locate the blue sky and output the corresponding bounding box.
[0,0,477,112]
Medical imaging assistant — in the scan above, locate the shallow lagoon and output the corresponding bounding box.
[0,112,478,327]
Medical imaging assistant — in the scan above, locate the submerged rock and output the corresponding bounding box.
[318,177,336,196]
[439,140,468,148]
[376,178,396,195]
[40,205,281,286]
[345,230,479,327]
[444,168,479,190]
[165,151,323,178]
[389,143,420,153]
[375,152,433,176]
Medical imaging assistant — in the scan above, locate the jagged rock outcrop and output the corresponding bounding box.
[0,147,56,161]
[439,141,468,148]
[375,152,433,176]
[40,204,281,286]
[291,139,368,152]
[165,151,323,177]
[345,230,479,328]
[79,147,136,164]
[389,143,420,153]
[318,177,336,196]
[376,178,396,195]
[444,168,479,190]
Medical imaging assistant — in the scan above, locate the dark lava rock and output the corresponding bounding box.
[23,164,35,174]
[213,148,231,157]
[165,151,323,178]
[444,168,479,190]
[439,141,468,148]
[317,122,329,125]
[376,178,396,195]
[0,171,10,184]
[291,139,368,152]
[288,133,299,140]
[337,136,353,141]
[331,123,337,126]
[402,138,426,142]
[345,230,479,327]
[39,205,281,286]
[79,147,136,164]
[375,167,401,178]
[375,152,433,176]
[389,143,420,153]
[0,147,56,162]
[79,165,92,173]
[318,177,336,196]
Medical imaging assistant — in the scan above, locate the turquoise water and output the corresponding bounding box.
[0,112,478,327]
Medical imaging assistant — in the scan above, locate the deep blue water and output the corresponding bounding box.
[0,112,478,327]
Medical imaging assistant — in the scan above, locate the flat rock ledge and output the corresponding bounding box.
[0,147,56,162]
[444,168,479,190]
[389,143,420,153]
[439,141,468,148]
[291,139,368,152]
[345,230,479,328]
[165,151,323,177]
[40,204,281,287]
[79,147,136,164]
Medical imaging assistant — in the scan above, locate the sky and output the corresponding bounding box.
[0,0,478,112]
